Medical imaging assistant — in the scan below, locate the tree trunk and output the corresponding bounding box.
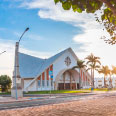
[109,74,112,89]
[104,76,105,88]
[98,0,116,16]
[91,68,94,89]
[63,72,65,90]
[91,69,93,88]
[79,69,81,89]
[93,69,94,88]
[70,72,72,90]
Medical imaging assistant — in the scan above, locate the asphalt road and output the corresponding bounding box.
[0,92,116,111]
[0,94,94,110]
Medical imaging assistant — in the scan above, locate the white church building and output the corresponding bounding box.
[16,48,91,92]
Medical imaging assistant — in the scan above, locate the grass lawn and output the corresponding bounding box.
[93,88,108,91]
[24,90,91,94]
[0,92,11,95]
[84,88,108,91]
[24,88,116,94]
[0,88,115,95]
[0,88,11,95]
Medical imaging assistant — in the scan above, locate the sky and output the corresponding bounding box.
[0,0,116,77]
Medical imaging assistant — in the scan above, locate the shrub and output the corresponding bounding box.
[0,75,12,92]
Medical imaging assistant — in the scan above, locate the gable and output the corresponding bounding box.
[54,48,78,66]
[53,48,78,79]
[19,48,71,78]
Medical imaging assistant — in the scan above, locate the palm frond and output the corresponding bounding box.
[72,59,86,70]
[72,66,79,70]
[86,68,91,71]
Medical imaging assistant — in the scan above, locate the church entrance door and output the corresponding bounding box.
[58,83,76,90]
[77,83,80,89]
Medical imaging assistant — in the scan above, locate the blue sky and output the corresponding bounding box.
[0,0,116,77]
[0,0,84,53]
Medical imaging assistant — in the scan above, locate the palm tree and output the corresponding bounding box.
[98,65,110,88]
[109,69,113,89]
[111,66,116,76]
[108,66,116,88]
[85,53,101,89]
[72,59,86,89]
[87,62,100,88]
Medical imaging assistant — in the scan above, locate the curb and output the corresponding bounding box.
[0,98,45,104]
[0,92,99,104]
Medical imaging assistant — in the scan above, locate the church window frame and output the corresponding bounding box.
[51,80,53,86]
[38,80,41,87]
[47,80,49,86]
[65,56,71,66]
[42,80,45,87]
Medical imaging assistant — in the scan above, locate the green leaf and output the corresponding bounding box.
[54,0,116,45]
[77,8,82,13]
[62,2,71,10]
[72,5,77,12]
[54,0,60,4]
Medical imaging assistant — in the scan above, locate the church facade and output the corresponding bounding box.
[18,48,91,92]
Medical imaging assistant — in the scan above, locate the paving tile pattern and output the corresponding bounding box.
[0,95,116,116]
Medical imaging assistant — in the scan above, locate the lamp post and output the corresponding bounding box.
[19,27,29,43]
[11,27,29,100]
[0,51,6,55]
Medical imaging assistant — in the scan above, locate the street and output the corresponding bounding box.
[1,92,116,116]
[0,93,94,110]
[0,92,115,111]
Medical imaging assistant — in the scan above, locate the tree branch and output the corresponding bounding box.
[98,0,116,16]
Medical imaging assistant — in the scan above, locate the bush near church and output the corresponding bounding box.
[0,75,12,92]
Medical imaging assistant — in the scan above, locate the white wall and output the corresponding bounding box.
[94,77,104,88]
[94,77,116,88]
[112,77,116,87]
[53,50,91,89]
[53,50,77,82]
[24,79,36,91]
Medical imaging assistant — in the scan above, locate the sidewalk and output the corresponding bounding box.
[0,92,93,104]
[1,92,116,116]
[0,91,115,104]
[0,96,31,104]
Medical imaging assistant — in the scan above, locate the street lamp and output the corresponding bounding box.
[19,27,29,43]
[12,27,29,100]
[0,51,6,55]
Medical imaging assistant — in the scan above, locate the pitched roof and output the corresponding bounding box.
[19,48,71,78]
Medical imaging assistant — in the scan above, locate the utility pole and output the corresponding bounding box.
[11,28,29,99]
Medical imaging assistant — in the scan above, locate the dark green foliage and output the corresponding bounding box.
[54,0,116,45]
[0,75,12,92]
[72,59,86,69]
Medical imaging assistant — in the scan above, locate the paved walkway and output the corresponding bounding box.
[0,92,94,103]
[0,91,113,104]
[0,96,31,103]
[0,92,116,115]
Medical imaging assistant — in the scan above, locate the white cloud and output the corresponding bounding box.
[0,40,52,77]
[19,0,116,77]
[20,0,98,28]
[0,42,15,77]
[13,31,43,41]
[2,0,116,77]
[73,28,116,76]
